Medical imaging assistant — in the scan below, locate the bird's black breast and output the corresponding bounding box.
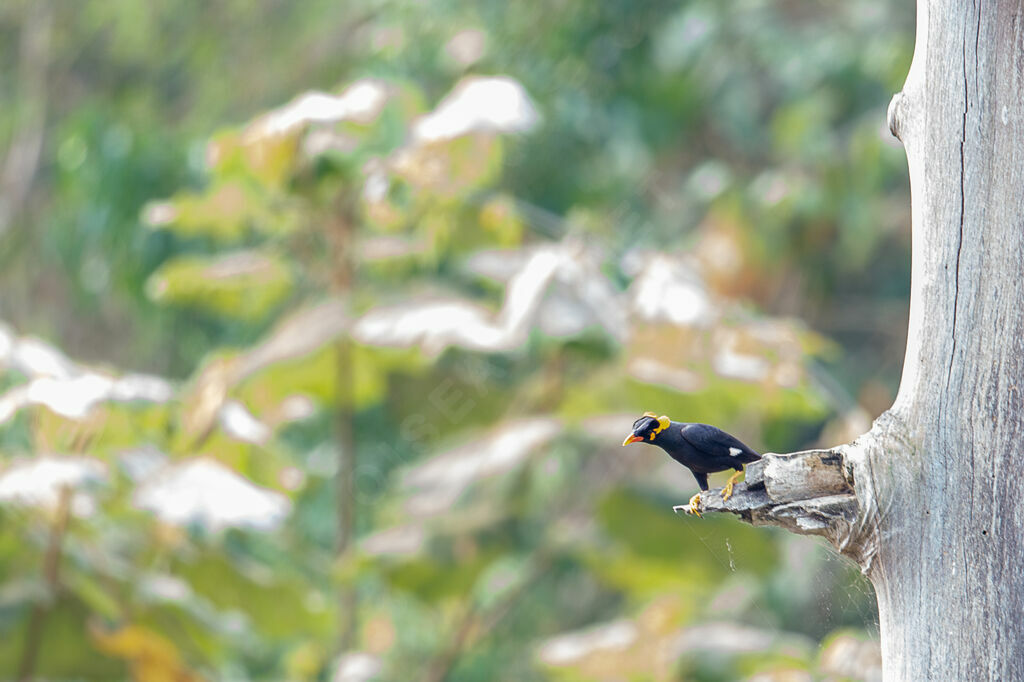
[654,421,760,473]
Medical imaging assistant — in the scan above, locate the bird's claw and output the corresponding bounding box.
[672,493,703,518]
[722,480,735,501]
[721,470,743,502]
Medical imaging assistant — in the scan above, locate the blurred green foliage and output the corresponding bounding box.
[0,0,911,680]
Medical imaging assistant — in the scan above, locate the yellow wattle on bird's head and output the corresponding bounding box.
[622,412,671,446]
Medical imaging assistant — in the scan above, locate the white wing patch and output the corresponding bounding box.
[728,447,743,457]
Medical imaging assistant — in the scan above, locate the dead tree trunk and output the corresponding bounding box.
[700,2,1024,679]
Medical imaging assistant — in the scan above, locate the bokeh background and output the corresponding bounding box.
[0,1,915,680]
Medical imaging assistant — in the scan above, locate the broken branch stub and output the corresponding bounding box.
[699,449,860,555]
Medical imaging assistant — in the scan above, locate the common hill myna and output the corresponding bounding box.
[623,412,760,516]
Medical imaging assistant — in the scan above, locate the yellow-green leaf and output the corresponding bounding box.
[146,250,292,321]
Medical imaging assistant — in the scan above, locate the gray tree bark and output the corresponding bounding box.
[700,2,1024,679]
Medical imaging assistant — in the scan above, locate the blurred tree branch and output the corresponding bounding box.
[17,486,71,682]
[330,193,359,654]
[0,1,51,240]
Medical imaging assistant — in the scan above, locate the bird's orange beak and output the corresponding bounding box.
[622,434,643,446]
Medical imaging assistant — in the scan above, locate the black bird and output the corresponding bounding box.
[622,412,760,516]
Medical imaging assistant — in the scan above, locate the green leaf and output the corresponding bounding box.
[174,551,332,640]
[65,570,123,621]
[146,250,293,321]
[381,550,498,604]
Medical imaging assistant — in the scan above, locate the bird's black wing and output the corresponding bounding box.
[679,423,759,463]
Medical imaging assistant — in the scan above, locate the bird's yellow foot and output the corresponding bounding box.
[672,493,703,517]
[721,470,744,501]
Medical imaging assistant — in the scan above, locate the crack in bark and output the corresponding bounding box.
[974,1,981,95]
[950,3,982,388]
[949,11,972,387]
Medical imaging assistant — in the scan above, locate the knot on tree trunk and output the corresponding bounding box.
[887,90,908,141]
[699,447,874,566]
